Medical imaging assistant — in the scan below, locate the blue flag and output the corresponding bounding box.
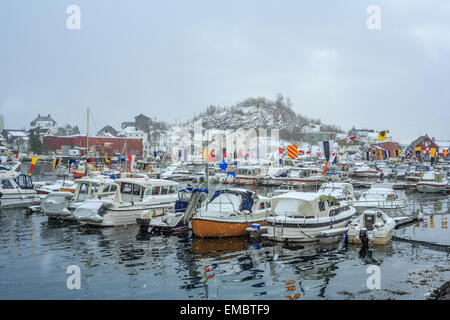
[332,155,337,165]
[220,158,227,172]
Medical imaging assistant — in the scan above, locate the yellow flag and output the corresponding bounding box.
[430,148,436,158]
[378,130,387,141]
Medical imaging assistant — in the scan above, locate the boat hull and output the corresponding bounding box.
[191,218,267,238]
[416,182,447,193]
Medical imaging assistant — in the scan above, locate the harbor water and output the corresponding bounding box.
[1,166,449,300]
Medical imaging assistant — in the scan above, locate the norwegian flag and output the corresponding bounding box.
[345,136,356,144]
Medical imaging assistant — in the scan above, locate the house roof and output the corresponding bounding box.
[30,114,56,126]
[408,135,426,149]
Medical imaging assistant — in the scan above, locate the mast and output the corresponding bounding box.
[86,107,90,175]
[153,116,157,159]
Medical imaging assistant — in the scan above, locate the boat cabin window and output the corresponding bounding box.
[152,186,161,195]
[109,184,117,192]
[168,186,177,194]
[160,186,169,195]
[120,183,144,202]
[266,201,271,208]
[1,179,14,189]
[102,185,110,193]
[90,184,100,195]
[77,183,89,201]
[259,202,265,210]
[14,174,33,189]
[319,201,326,212]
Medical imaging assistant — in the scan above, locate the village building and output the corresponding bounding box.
[407,135,440,162]
[43,135,143,157]
[30,114,57,135]
[368,141,400,160]
[1,129,28,154]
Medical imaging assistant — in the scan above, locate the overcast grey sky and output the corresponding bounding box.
[1,0,449,144]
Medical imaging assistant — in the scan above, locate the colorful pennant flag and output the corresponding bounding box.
[345,136,356,144]
[29,157,38,176]
[378,130,388,141]
[53,158,61,169]
[443,149,449,157]
[287,145,298,159]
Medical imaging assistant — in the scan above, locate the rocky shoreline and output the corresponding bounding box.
[428,280,450,300]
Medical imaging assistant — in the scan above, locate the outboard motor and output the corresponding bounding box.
[359,228,369,248]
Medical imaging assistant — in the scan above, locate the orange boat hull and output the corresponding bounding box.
[191,219,267,238]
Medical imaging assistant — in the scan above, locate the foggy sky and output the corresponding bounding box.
[1,0,449,144]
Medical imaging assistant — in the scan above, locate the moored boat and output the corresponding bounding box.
[263,192,356,243]
[348,210,396,245]
[191,188,272,237]
[416,171,448,193]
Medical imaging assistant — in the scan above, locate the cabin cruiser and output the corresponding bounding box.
[73,178,180,227]
[354,164,378,177]
[405,164,430,182]
[138,186,209,232]
[416,171,448,193]
[348,210,396,245]
[232,166,266,186]
[317,182,355,203]
[285,167,324,188]
[263,192,356,243]
[260,167,291,186]
[191,188,272,237]
[41,176,119,221]
[0,162,41,209]
[353,184,406,213]
[160,164,192,181]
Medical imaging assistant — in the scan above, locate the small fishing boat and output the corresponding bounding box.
[347,210,396,245]
[0,162,41,208]
[353,184,406,213]
[41,176,119,221]
[191,188,272,237]
[263,192,356,243]
[416,171,448,193]
[73,177,180,227]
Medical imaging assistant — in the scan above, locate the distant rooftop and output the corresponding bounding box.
[30,114,56,126]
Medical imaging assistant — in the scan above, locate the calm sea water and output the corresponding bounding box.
[1,164,449,300]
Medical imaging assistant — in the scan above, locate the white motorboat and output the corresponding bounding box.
[353,184,406,212]
[160,164,192,181]
[263,192,356,243]
[354,164,378,177]
[416,171,448,193]
[348,210,396,245]
[0,162,41,209]
[41,176,119,221]
[285,167,324,188]
[260,167,291,186]
[73,177,180,227]
[405,164,430,182]
[233,166,266,186]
